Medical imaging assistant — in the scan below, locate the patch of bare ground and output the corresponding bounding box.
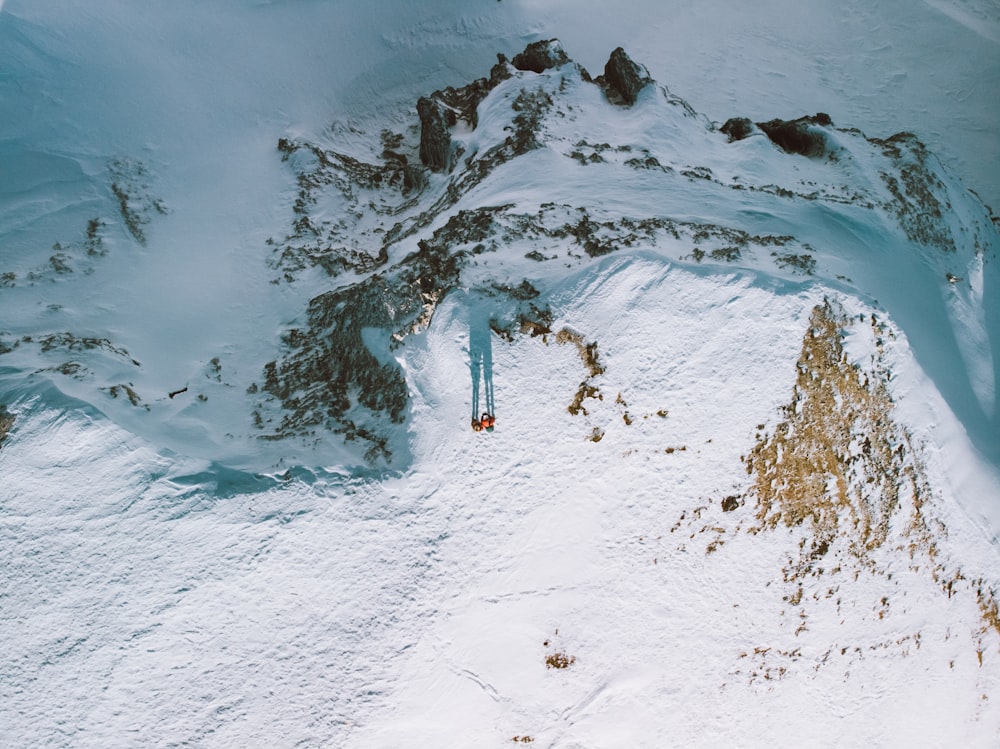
[555,327,605,417]
[544,652,576,669]
[543,631,577,670]
[735,300,1000,670]
[974,583,1000,662]
[978,586,1000,637]
[744,300,935,573]
[670,300,998,685]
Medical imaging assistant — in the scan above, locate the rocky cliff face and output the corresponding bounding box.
[417,96,453,172]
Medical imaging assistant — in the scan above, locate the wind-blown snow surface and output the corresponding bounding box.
[2,2,1000,747]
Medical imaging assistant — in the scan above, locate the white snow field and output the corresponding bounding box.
[2,1,1000,747]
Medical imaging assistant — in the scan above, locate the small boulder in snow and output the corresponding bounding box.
[720,117,756,142]
[757,113,833,158]
[511,39,570,73]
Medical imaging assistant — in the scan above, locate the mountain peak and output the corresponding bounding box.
[599,46,653,105]
[510,38,571,73]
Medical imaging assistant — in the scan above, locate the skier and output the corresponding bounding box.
[469,300,496,433]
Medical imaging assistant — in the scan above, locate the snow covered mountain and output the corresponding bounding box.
[2,2,999,747]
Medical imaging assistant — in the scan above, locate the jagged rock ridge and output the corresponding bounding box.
[250,39,995,466]
[1,36,987,467]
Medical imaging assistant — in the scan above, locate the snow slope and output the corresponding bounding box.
[2,2,1000,747]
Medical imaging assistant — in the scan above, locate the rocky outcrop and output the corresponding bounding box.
[757,113,833,157]
[870,131,957,251]
[511,39,570,73]
[416,53,517,172]
[490,53,514,87]
[429,55,512,131]
[720,117,755,142]
[258,208,513,461]
[417,96,452,172]
[600,47,652,105]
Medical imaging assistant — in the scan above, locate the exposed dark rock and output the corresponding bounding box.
[490,53,514,87]
[33,332,141,366]
[720,117,755,142]
[104,384,147,409]
[85,218,106,256]
[869,131,956,251]
[108,158,166,246]
[417,96,452,172]
[434,87,553,205]
[0,404,13,449]
[415,55,516,172]
[772,252,817,275]
[432,83,488,129]
[600,47,652,105]
[269,138,421,280]
[426,55,513,132]
[511,39,570,73]
[757,113,833,158]
[258,208,517,458]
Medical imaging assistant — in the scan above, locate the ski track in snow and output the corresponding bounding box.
[2,1,1000,746]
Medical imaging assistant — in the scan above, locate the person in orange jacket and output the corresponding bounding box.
[481,413,495,431]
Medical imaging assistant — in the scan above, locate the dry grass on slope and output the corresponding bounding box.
[745,300,935,576]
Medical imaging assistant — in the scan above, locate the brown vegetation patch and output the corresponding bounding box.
[556,328,605,417]
[745,301,932,575]
[520,317,551,338]
[555,328,604,377]
[615,392,635,424]
[545,652,576,669]
[568,385,602,417]
[678,300,1000,678]
[976,585,1000,640]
